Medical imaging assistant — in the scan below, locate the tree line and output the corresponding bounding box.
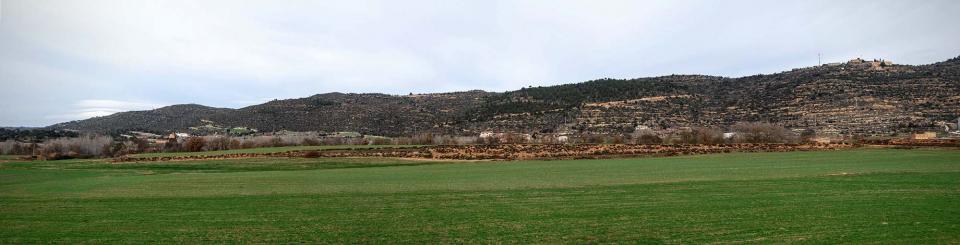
[0,122,821,160]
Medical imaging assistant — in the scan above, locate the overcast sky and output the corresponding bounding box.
[1,0,959,127]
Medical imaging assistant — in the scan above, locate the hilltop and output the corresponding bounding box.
[48,56,960,137]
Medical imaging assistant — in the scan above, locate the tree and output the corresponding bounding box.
[631,129,662,144]
[269,137,285,147]
[301,137,321,146]
[10,143,23,155]
[205,136,231,151]
[131,137,150,153]
[799,129,816,142]
[731,122,794,143]
[102,142,126,157]
[691,127,723,144]
[163,140,181,152]
[229,139,242,149]
[183,137,206,152]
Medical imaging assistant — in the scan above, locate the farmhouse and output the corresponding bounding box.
[912,132,938,140]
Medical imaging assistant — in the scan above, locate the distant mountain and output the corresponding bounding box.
[48,56,960,136]
[0,127,41,130]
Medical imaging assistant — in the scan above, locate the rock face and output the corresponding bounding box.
[50,56,960,136]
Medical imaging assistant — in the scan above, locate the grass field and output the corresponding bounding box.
[127,144,422,158]
[0,149,958,243]
[0,155,24,161]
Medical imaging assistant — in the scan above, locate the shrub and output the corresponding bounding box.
[691,127,723,144]
[269,137,285,147]
[633,134,662,144]
[581,134,606,144]
[40,135,113,158]
[204,136,231,151]
[367,137,392,145]
[607,135,626,144]
[731,122,795,143]
[303,150,320,158]
[183,137,206,152]
[301,137,321,146]
[164,140,181,152]
[411,133,435,145]
[101,142,128,157]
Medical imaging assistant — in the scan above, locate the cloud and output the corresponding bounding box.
[46,100,165,121]
[2,0,960,126]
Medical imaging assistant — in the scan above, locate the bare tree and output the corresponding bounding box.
[204,136,231,151]
[183,137,206,152]
[730,122,794,143]
[631,129,662,145]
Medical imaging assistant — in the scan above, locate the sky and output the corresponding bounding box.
[1,0,959,127]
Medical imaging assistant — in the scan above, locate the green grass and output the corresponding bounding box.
[0,155,24,161]
[126,144,422,158]
[0,157,443,174]
[0,149,958,243]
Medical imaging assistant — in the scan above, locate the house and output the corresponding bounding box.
[912,132,937,140]
[165,133,191,143]
[722,132,736,140]
[167,133,190,139]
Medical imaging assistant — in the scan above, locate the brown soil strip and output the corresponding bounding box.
[113,143,855,163]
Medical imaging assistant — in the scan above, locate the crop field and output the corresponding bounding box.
[0,148,958,243]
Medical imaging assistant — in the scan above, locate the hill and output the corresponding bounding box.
[48,56,960,136]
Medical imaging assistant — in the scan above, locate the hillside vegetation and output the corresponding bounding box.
[49,57,960,136]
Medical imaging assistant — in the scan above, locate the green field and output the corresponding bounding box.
[1,149,958,243]
[127,144,422,158]
[0,155,24,161]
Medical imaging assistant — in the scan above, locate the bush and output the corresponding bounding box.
[322,137,345,145]
[690,127,723,144]
[635,134,662,144]
[164,140,181,152]
[631,129,662,144]
[731,122,795,143]
[607,135,626,144]
[411,133,435,145]
[367,137,392,145]
[130,137,151,153]
[240,140,257,149]
[0,140,26,155]
[269,137,285,147]
[36,135,113,159]
[183,137,206,152]
[204,136,231,151]
[301,138,321,146]
[101,142,128,157]
[579,134,607,144]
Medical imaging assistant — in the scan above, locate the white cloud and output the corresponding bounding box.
[46,99,165,121]
[2,0,959,126]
